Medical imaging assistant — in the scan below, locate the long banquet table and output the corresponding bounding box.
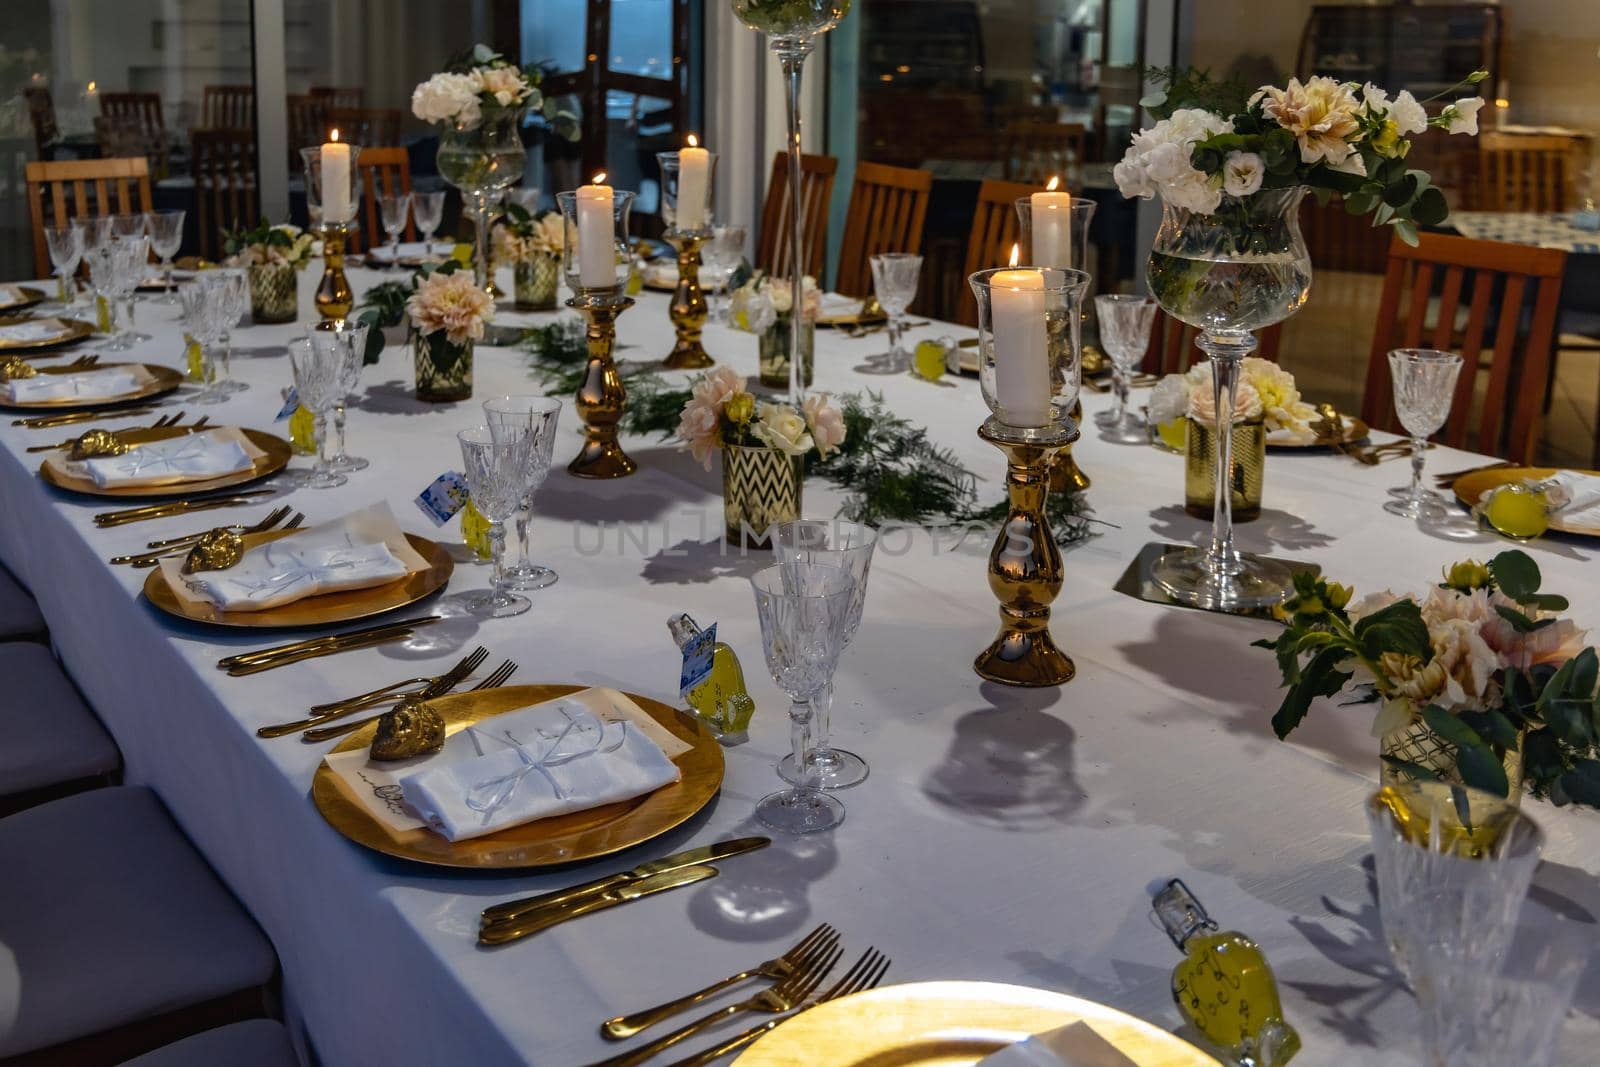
[2,267,1597,1067]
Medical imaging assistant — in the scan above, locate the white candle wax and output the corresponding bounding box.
[1030,189,1073,270]
[677,146,711,232]
[991,269,1050,426]
[576,183,616,288]
[322,141,351,224]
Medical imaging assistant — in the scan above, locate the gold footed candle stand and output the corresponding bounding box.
[975,416,1078,687]
[567,292,637,479]
[663,232,713,369]
[1050,399,1090,493]
[314,222,353,322]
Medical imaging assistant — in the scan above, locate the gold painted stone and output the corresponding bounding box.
[370,698,446,761]
[182,527,245,573]
[68,428,127,460]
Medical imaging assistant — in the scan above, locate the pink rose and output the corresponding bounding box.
[675,398,721,471]
[802,393,846,458]
[691,365,745,414]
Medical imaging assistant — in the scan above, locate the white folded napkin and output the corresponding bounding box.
[1544,471,1600,523]
[399,695,683,841]
[0,318,70,343]
[642,260,678,287]
[820,292,866,319]
[160,501,427,612]
[976,1023,1138,1067]
[0,285,29,308]
[81,427,256,488]
[5,366,146,403]
[367,241,453,263]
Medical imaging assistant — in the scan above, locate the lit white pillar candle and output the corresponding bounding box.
[677,134,711,232]
[322,132,351,224]
[577,174,616,288]
[991,256,1050,427]
[1030,176,1072,270]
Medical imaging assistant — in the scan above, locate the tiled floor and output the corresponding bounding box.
[1276,269,1598,468]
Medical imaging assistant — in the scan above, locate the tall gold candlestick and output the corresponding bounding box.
[567,292,637,479]
[662,232,713,369]
[314,222,353,321]
[975,416,1078,687]
[1050,399,1091,493]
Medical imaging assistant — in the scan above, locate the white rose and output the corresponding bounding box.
[1146,373,1191,425]
[1221,150,1265,197]
[1388,90,1428,136]
[1442,97,1485,136]
[1187,377,1263,424]
[1360,84,1391,113]
[1165,170,1223,215]
[1113,155,1153,200]
[751,402,815,456]
[1143,142,1192,183]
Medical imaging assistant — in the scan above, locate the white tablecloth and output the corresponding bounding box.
[1,267,1597,1067]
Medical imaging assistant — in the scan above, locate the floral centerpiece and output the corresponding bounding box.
[224,220,314,324]
[730,272,822,389]
[1258,550,1600,808]
[407,262,492,402]
[497,202,564,311]
[676,365,845,545]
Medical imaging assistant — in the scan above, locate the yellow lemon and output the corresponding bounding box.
[913,340,947,381]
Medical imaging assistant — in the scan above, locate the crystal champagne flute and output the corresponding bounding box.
[704,223,746,325]
[44,224,83,309]
[412,191,446,261]
[379,192,412,269]
[325,318,370,472]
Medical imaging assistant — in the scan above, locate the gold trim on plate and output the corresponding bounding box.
[0,287,48,313]
[1454,465,1600,538]
[0,316,95,352]
[143,529,454,629]
[0,363,184,411]
[38,425,291,498]
[735,981,1219,1067]
[311,684,725,869]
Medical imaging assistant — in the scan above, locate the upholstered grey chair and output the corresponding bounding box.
[0,643,119,814]
[116,1020,298,1067]
[0,563,45,641]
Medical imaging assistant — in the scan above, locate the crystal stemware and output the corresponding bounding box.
[412,190,446,261]
[99,235,149,351]
[146,209,185,303]
[209,268,251,395]
[378,192,412,269]
[177,282,219,393]
[1094,294,1159,443]
[703,223,746,325]
[1383,348,1464,520]
[323,318,371,473]
[110,213,146,239]
[483,395,563,591]
[287,335,349,489]
[457,425,533,619]
[770,520,876,790]
[749,561,856,834]
[869,252,922,373]
[44,224,83,309]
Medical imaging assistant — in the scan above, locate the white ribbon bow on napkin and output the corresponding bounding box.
[180,540,408,607]
[462,705,630,825]
[83,431,254,487]
[1542,471,1600,523]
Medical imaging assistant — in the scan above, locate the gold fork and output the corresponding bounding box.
[255,646,490,739]
[26,410,189,452]
[661,949,892,1067]
[109,507,296,565]
[142,505,295,549]
[300,658,519,742]
[601,924,839,1040]
[585,942,844,1067]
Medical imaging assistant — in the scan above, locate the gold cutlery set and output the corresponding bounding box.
[25,412,206,453]
[216,615,444,675]
[108,507,304,567]
[93,488,279,528]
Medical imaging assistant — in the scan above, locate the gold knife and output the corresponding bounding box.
[225,628,425,676]
[15,406,156,428]
[481,836,769,929]
[94,489,277,527]
[218,615,443,669]
[479,865,718,946]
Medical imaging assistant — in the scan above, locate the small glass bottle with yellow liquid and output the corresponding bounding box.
[1477,481,1552,541]
[667,613,755,745]
[460,500,493,561]
[1153,879,1301,1067]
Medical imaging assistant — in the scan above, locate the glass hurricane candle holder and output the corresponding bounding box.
[968,266,1090,435]
[657,147,718,237]
[299,144,363,227]
[557,187,637,298]
[1013,196,1097,274]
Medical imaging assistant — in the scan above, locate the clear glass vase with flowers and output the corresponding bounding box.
[498,201,564,311]
[730,271,822,389]
[407,262,493,402]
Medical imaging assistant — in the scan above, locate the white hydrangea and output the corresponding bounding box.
[1113,108,1233,215]
[411,72,483,128]
[1146,373,1191,425]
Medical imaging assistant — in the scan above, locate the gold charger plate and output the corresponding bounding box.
[1454,465,1600,537]
[38,425,291,498]
[817,308,887,329]
[1266,414,1369,449]
[143,527,453,628]
[0,363,184,411]
[0,316,95,352]
[310,683,724,869]
[736,981,1218,1067]
[0,286,47,313]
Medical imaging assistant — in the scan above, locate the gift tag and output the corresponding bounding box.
[275,386,301,422]
[679,621,717,698]
[415,470,470,527]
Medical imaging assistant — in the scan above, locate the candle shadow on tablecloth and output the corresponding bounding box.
[351,379,447,416]
[639,537,767,585]
[1145,505,1335,555]
[683,814,839,943]
[921,689,1085,832]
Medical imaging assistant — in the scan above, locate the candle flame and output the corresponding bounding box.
[592,171,607,185]
[330,128,340,142]
[686,133,698,148]
[1008,243,1020,267]
[1046,175,1060,192]
[86,80,96,93]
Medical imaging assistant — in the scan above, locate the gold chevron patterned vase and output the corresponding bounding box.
[722,443,803,548]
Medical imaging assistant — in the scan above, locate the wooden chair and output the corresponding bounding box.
[286,94,328,171]
[93,116,148,162]
[834,161,933,298]
[1004,120,1088,184]
[1300,194,1391,274]
[1141,312,1283,376]
[755,151,837,282]
[23,158,153,278]
[356,147,415,252]
[202,85,255,129]
[952,179,1039,327]
[99,92,167,175]
[1359,232,1566,464]
[1473,132,1584,213]
[325,107,403,149]
[190,129,258,261]
[310,86,364,111]
[22,87,58,161]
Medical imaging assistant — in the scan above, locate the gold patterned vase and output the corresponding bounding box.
[413,330,473,402]
[722,443,804,548]
[1184,416,1264,523]
[513,254,560,311]
[248,262,298,324]
[758,313,815,389]
[1381,718,1525,804]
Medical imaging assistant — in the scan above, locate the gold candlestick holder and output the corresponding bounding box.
[663,231,713,369]
[567,291,637,479]
[975,415,1078,687]
[314,222,353,322]
[1050,399,1091,493]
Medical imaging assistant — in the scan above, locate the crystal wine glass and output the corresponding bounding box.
[1383,349,1464,520]
[869,252,922,373]
[147,209,185,304]
[44,224,83,309]
[378,192,412,269]
[1094,294,1158,443]
[457,425,533,619]
[287,335,349,489]
[110,213,146,240]
[208,268,251,395]
[412,190,446,261]
[770,520,876,790]
[703,223,746,325]
[98,235,148,352]
[483,395,563,591]
[324,318,370,473]
[176,282,218,392]
[749,561,856,834]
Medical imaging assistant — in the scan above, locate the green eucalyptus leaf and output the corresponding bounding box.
[1422,704,1490,752]
[1382,173,1418,207]
[1490,549,1541,601]
[1270,646,1352,739]
[1353,599,1431,661]
[1456,745,1510,798]
[1393,219,1420,246]
[1414,186,1448,226]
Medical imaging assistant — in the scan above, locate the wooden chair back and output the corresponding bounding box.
[286,94,327,171]
[94,116,148,162]
[834,161,933,298]
[1141,312,1283,376]
[190,129,258,261]
[1300,194,1390,274]
[325,108,403,150]
[310,86,364,111]
[1003,120,1088,183]
[202,85,255,129]
[356,147,415,251]
[23,158,153,277]
[755,151,837,283]
[99,92,166,173]
[23,87,58,160]
[1359,232,1566,464]
[1474,132,1583,213]
[953,179,1039,327]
